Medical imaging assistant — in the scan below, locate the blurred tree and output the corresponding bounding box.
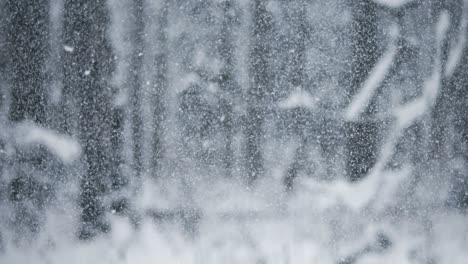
[151,0,169,177]
[429,0,468,208]
[431,0,456,160]
[345,0,380,182]
[6,0,49,125]
[0,0,6,115]
[246,0,273,184]
[281,0,309,191]
[217,0,240,176]
[4,0,50,236]
[456,38,468,209]
[0,0,7,180]
[63,0,116,239]
[130,0,145,178]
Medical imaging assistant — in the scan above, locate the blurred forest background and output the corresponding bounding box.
[0,0,468,263]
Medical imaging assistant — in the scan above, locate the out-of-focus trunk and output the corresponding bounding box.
[430,0,463,160]
[6,0,49,125]
[430,0,468,208]
[345,0,380,182]
[282,0,308,190]
[63,0,115,239]
[151,0,169,178]
[218,0,239,177]
[246,0,273,184]
[4,0,50,236]
[130,0,145,178]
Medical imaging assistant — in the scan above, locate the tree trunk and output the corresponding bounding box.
[63,0,115,239]
[346,0,379,182]
[0,0,7,181]
[218,0,239,176]
[6,0,49,125]
[151,0,169,178]
[246,0,273,184]
[4,0,50,236]
[130,0,145,178]
[430,0,463,160]
[282,0,308,190]
[0,0,6,116]
[431,0,468,208]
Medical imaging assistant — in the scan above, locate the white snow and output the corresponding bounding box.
[1,175,467,264]
[445,15,467,77]
[344,42,398,121]
[113,90,128,107]
[340,13,451,213]
[176,72,200,93]
[373,0,414,8]
[63,45,74,53]
[2,2,468,264]
[14,121,82,164]
[436,11,451,45]
[344,14,448,124]
[300,163,411,212]
[394,11,449,129]
[277,87,317,110]
[394,97,426,129]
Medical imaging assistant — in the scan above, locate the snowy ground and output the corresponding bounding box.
[1,130,466,264]
[1,169,467,264]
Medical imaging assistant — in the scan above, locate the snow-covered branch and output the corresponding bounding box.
[445,6,467,77]
[277,87,317,110]
[14,122,82,164]
[373,0,415,9]
[344,42,398,121]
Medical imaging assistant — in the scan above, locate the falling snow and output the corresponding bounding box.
[1,0,468,264]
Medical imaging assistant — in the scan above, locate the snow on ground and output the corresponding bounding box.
[1,123,466,264]
[1,162,467,264]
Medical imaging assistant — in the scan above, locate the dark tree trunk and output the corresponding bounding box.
[0,0,6,115]
[110,107,126,190]
[282,0,308,190]
[246,0,273,184]
[430,0,468,208]
[0,0,7,180]
[6,0,49,125]
[151,0,169,177]
[430,0,463,160]
[345,0,380,182]
[286,0,306,90]
[218,0,239,176]
[63,0,115,239]
[4,0,50,236]
[130,0,145,178]
[458,46,468,208]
